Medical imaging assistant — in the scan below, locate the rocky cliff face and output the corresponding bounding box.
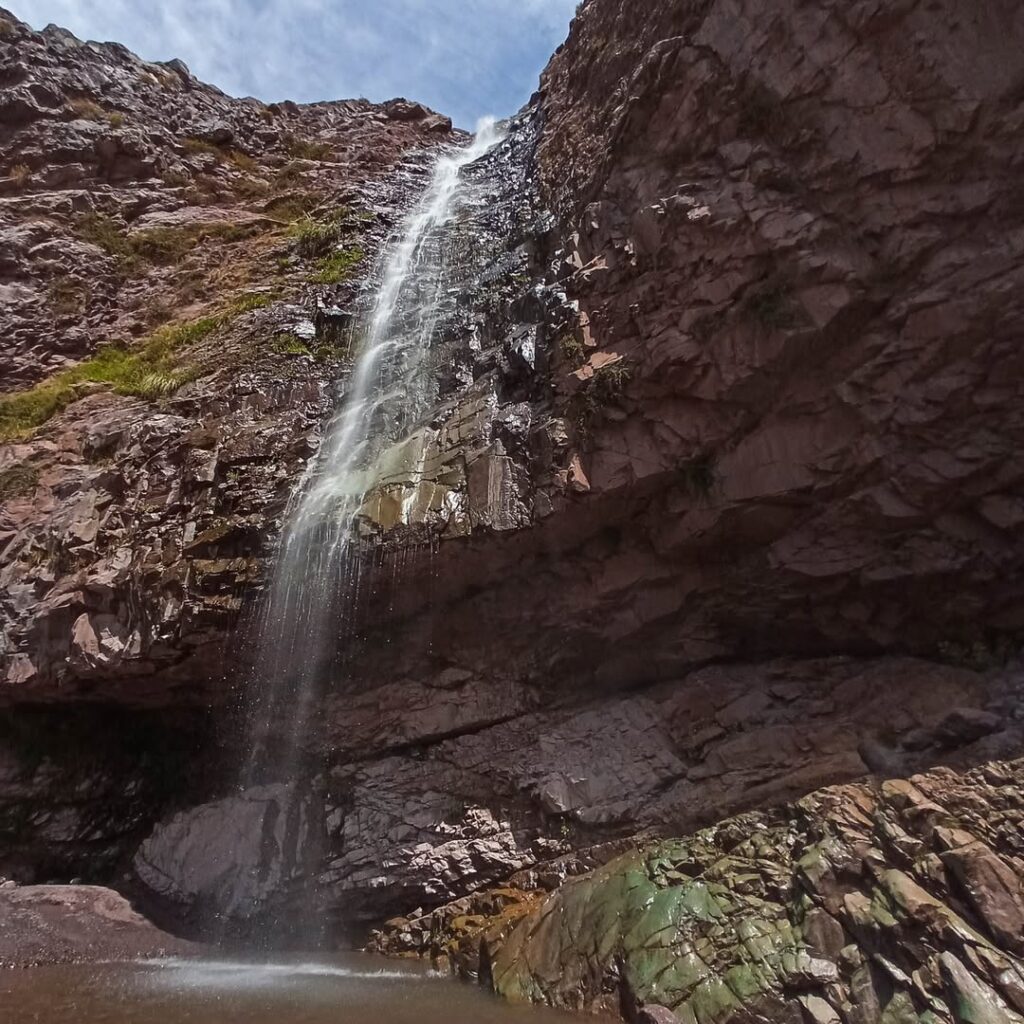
[0,6,455,705]
[0,6,457,881]
[372,757,1024,1024]
[249,0,1024,938]
[1,0,1024,1014]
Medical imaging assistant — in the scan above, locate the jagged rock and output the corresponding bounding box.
[372,758,1024,1023]
[0,6,457,390]
[638,1007,682,1024]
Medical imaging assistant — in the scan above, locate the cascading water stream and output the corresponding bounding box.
[223,119,505,935]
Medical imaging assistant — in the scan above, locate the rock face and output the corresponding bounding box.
[0,6,458,702]
[1,0,1024,1000]
[132,783,321,939]
[526,0,1024,661]
[286,0,1024,941]
[371,758,1024,1024]
[0,8,458,899]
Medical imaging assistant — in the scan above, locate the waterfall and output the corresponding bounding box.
[223,119,505,934]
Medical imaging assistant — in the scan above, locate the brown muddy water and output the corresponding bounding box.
[0,953,582,1024]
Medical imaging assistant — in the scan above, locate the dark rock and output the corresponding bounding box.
[637,1006,681,1024]
[193,120,234,145]
[132,784,323,934]
[384,98,428,121]
[937,708,1004,747]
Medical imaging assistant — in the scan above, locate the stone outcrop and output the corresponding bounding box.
[0,882,196,966]
[131,654,1024,937]
[132,783,322,939]
[338,0,1024,699]
[144,0,1024,936]
[371,758,1024,1024]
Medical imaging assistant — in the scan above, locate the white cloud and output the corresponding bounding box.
[5,0,578,126]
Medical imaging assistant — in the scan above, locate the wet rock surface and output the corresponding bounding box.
[371,758,1024,1024]
[131,654,1024,937]
[132,782,322,939]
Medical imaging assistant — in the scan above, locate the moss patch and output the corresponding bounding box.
[310,246,364,284]
[271,333,311,357]
[744,282,801,330]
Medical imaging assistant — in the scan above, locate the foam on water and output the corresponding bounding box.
[138,957,438,989]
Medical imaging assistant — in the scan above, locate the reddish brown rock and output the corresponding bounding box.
[0,883,196,966]
[3,0,1024,966]
[372,758,1024,1023]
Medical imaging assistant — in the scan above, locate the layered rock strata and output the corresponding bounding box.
[371,758,1024,1024]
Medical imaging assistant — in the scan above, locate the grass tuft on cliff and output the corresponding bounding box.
[283,134,335,161]
[310,246,364,284]
[9,162,31,186]
[0,290,281,438]
[571,360,632,438]
[289,212,348,258]
[678,453,717,499]
[67,97,106,121]
[0,465,39,502]
[0,302,269,440]
[76,214,262,272]
[271,333,312,356]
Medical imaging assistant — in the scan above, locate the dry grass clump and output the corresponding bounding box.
[9,162,31,186]
[68,97,106,121]
[570,360,632,438]
[48,277,89,317]
[0,465,38,502]
[284,134,334,161]
[76,213,260,271]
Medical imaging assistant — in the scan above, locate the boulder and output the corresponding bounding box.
[0,884,196,966]
[132,784,323,935]
[384,98,428,121]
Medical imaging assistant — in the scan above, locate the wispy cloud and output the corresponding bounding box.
[5,0,578,127]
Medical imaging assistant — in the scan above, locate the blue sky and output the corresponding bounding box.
[7,0,578,128]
